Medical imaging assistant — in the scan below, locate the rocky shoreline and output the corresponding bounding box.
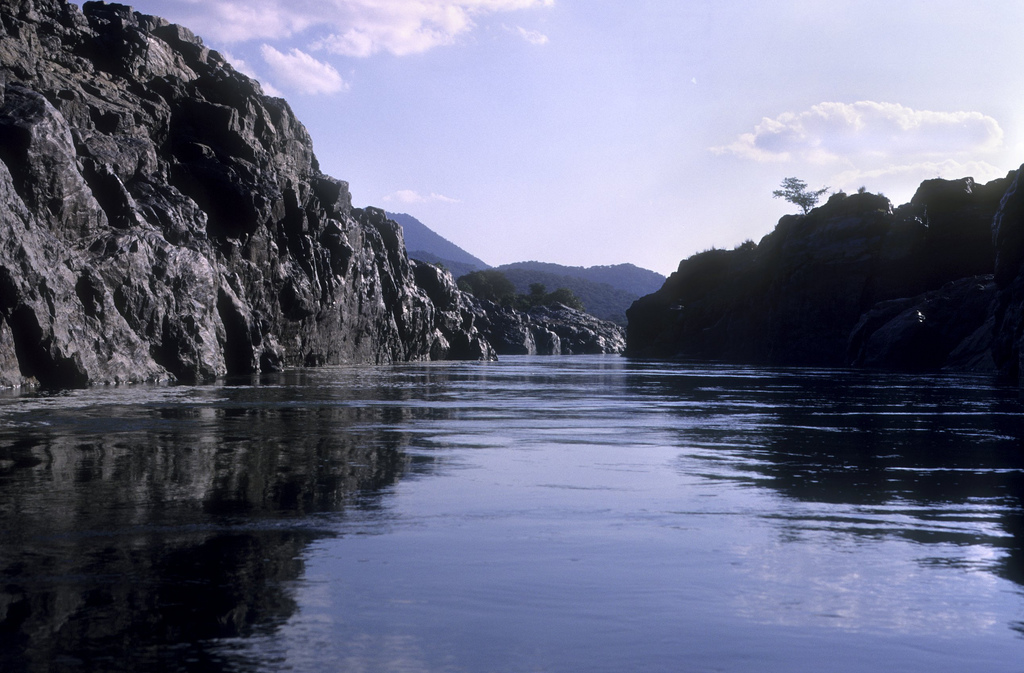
[470,300,626,356]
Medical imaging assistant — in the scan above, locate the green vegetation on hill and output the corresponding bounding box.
[457,270,585,312]
[488,268,639,325]
[495,261,665,297]
[455,270,516,303]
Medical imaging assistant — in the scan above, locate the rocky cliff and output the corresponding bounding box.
[627,168,1024,383]
[0,0,494,388]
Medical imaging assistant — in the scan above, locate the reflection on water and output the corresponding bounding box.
[1,358,1023,672]
[0,374,447,671]
[628,366,1024,586]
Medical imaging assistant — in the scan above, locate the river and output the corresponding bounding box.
[1,355,1022,672]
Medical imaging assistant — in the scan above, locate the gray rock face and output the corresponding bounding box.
[472,300,625,356]
[0,0,493,387]
[627,172,1024,380]
[410,259,494,360]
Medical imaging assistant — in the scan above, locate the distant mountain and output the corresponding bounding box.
[386,212,490,278]
[384,213,666,325]
[495,261,665,297]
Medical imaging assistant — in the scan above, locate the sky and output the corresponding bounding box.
[121,0,1024,276]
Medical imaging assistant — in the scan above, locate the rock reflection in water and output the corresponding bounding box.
[627,364,1024,587]
[0,370,444,672]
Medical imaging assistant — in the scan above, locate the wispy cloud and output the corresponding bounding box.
[260,45,348,94]
[712,101,1007,195]
[711,101,1004,164]
[382,190,461,204]
[159,0,554,56]
[183,2,315,43]
[515,26,549,45]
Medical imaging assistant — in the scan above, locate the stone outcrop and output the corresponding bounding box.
[627,170,1024,382]
[410,259,497,360]
[472,300,625,356]
[0,0,493,388]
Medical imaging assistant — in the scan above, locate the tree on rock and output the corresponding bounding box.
[516,283,586,311]
[458,272,587,312]
[773,177,830,214]
[543,287,585,311]
[457,270,518,305]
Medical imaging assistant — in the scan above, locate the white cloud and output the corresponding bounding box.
[516,26,549,45]
[712,101,1009,199]
[182,2,316,43]
[260,45,348,95]
[386,190,426,204]
[162,0,554,56]
[382,190,461,204]
[712,101,1004,164]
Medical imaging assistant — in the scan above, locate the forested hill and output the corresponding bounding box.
[495,261,665,297]
[494,268,646,325]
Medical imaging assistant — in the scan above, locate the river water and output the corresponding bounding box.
[1,355,1023,672]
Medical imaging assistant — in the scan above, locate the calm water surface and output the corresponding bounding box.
[1,355,1023,672]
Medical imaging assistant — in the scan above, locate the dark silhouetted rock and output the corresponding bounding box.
[627,172,1021,379]
[848,277,997,371]
[991,165,1024,381]
[0,0,492,387]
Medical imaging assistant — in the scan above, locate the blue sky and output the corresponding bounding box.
[124,1,1024,275]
